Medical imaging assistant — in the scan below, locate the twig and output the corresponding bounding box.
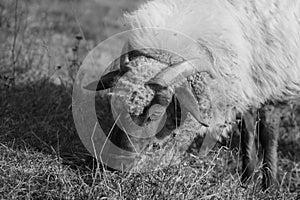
[11,0,19,87]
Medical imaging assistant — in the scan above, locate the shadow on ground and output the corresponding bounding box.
[1,79,299,171]
[0,80,96,170]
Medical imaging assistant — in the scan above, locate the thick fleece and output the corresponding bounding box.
[123,0,300,125]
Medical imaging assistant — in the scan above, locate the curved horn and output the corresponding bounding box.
[145,58,214,127]
[84,70,122,91]
[146,58,215,88]
[175,82,209,127]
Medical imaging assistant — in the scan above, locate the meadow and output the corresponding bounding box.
[0,0,299,199]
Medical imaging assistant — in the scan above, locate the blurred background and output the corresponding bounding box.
[0,0,299,199]
[0,0,145,86]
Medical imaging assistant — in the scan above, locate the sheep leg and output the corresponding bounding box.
[240,110,257,184]
[258,107,279,190]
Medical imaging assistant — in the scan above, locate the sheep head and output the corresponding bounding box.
[84,42,219,142]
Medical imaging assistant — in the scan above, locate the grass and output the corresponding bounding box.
[0,81,299,199]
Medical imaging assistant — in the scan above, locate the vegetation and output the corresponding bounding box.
[0,0,299,199]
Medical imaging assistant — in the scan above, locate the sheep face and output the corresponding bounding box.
[84,47,231,144]
[109,56,172,129]
[85,54,182,140]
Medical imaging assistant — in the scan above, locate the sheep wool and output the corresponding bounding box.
[123,0,300,117]
[111,56,167,117]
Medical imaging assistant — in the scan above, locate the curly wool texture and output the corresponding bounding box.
[111,56,168,116]
[111,54,216,125]
[188,72,211,118]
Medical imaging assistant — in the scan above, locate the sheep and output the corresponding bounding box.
[85,0,300,189]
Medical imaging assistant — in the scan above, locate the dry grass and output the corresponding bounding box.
[0,81,299,199]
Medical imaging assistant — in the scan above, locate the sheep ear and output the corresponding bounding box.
[84,70,122,91]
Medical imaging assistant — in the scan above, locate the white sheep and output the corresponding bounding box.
[85,0,300,189]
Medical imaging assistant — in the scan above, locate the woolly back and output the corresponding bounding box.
[123,0,300,112]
